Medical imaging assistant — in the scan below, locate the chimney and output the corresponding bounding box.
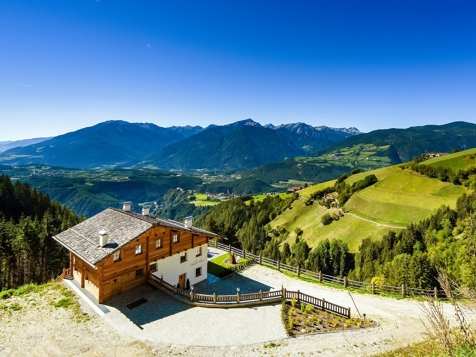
[123,201,132,212]
[99,230,108,247]
[142,205,151,216]
[184,216,193,228]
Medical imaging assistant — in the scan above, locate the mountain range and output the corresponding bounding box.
[0,137,52,152]
[2,120,476,174]
[316,121,476,162]
[0,119,359,171]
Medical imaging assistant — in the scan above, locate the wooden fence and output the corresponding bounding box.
[209,240,445,298]
[149,274,351,318]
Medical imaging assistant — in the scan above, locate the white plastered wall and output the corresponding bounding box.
[152,244,208,287]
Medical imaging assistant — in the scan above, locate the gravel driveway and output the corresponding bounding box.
[96,263,463,356]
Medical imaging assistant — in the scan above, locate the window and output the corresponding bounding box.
[180,252,187,263]
[155,238,163,249]
[135,245,142,255]
[173,233,179,243]
[135,268,143,277]
[196,246,202,257]
[196,267,202,277]
[113,250,121,262]
[150,262,157,272]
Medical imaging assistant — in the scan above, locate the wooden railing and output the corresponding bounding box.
[56,268,71,281]
[209,240,445,298]
[149,274,351,318]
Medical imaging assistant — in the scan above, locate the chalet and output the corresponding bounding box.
[287,185,305,194]
[53,203,219,303]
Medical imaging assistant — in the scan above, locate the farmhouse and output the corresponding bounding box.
[53,202,219,303]
[286,185,305,194]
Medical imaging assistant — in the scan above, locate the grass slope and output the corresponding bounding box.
[345,169,466,226]
[269,159,469,252]
[269,197,392,252]
[425,147,476,171]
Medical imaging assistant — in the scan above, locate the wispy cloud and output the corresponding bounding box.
[13,83,33,87]
[146,44,151,49]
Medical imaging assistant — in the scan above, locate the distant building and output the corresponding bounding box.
[425,152,450,158]
[287,185,305,194]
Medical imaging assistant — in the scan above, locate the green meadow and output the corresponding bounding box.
[424,148,476,171]
[268,156,469,252]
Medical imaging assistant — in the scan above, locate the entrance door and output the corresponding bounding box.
[111,276,122,295]
[178,273,186,289]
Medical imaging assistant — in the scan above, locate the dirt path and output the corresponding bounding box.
[346,211,406,229]
[0,266,466,357]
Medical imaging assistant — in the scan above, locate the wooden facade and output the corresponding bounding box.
[54,208,217,303]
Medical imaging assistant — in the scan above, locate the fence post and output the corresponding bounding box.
[319,271,323,283]
[297,265,301,277]
[237,291,240,303]
[322,298,326,311]
[190,291,194,302]
[401,284,406,298]
[229,244,231,254]
[259,253,262,265]
[277,260,280,271]
[213,293,217,304]
[344,276,348,288]
[297,289,300,303]
[243,250,246,259]
[259,290,263,301]
[371,281,375,295]
[434,287,438,299]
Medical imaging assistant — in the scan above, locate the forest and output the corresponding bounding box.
[0,174,81,290]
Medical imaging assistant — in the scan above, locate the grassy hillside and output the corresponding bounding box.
[269,196,393,252]
[268,160,468,252]
[345,169,466,226]
[425,147,476,171]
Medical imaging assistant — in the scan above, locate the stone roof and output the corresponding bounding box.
[53,208,218,268]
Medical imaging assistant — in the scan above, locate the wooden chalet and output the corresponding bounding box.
[53,203,219,303]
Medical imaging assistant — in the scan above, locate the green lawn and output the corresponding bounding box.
[208,253,250,278]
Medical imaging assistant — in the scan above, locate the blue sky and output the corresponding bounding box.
[1,0,475,141]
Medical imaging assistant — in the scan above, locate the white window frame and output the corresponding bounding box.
[156,238,163,249]
[113,250,121,262]
[180,252,187,263]
[196,246,202,257]
[173,233,179,243]
[135,244,142,255]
